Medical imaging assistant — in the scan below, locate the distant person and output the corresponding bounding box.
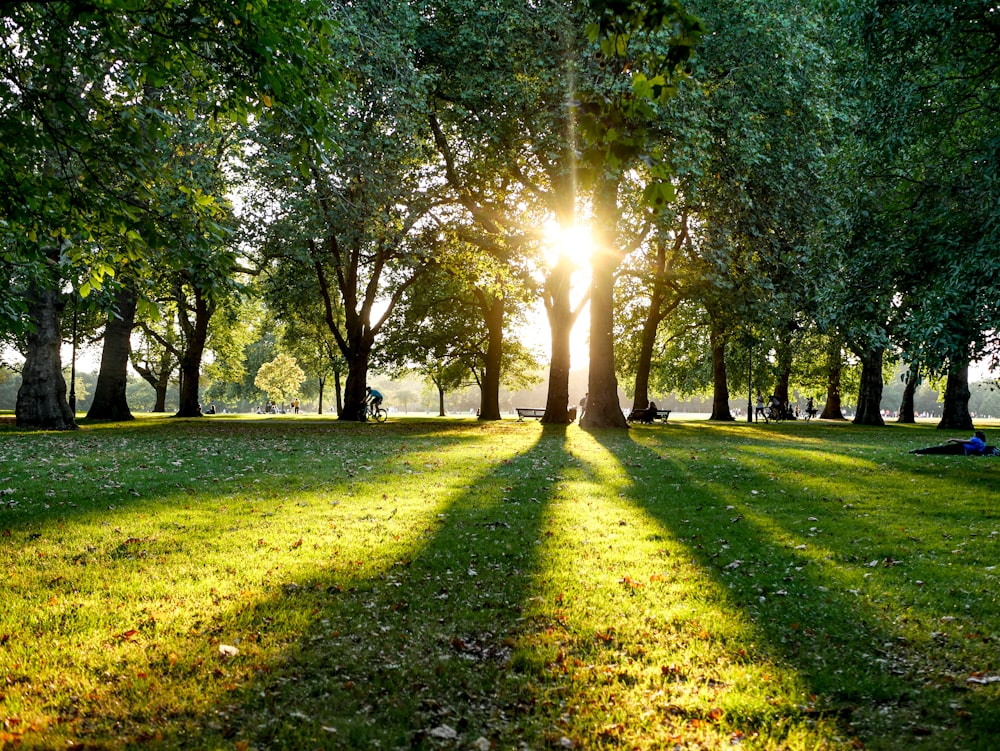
[579,393,588,421]
[366,386,383,416]
[910,430,989,455]
[755,391,765,422]
[645,399,659,422]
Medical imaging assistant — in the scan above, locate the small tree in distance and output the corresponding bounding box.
[254,353,305,408]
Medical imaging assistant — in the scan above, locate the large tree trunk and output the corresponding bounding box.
[317,375,326,415]
[437,382,446,417]
[16,286,77,430]
[342,352,371,421]
[630,314,657,415]
[853,346,885,426]
[144,361,172,412]
[334,369,343,416]
[897,362,919,424]
[708,317,733,421]
[820,339,845,419]
[175,289,211,418]
[632,218,684,415]
[87,285,138,421]
[773,336,793,411]
[581,175,627,429]
[542,257,575,424]
[937,363,973,430]
[630,260,668,415]
[477,296,503,421]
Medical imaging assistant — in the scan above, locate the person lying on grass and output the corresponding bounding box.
[910,430,992,455]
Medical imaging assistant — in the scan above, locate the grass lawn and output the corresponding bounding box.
[0,414,998,750]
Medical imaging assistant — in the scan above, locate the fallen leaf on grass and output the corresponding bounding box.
[218,644,239,659]
[620,575,644,591]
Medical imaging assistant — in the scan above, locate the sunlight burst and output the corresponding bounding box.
[543,218,596,268]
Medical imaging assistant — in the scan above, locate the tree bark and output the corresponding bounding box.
[542,257,575,424]
[16,286,77,430]
[342,351,371,421]
[630,314,657,416]
[819,339,845,420]
[175,286,211,418]
[774,344,792,411]
[133,353,173,412]
[897,362,919,424]
[708,317,733,421]
[937,363,973,430]
[853,346,885,426]
[87,285,138,421]
[437,382,446,417]
[334,369,342,416]
[132,324,177,412]
[581,175,628,429]
[477,296,503,421]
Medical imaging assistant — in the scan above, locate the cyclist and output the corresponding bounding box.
[366,386,384,418]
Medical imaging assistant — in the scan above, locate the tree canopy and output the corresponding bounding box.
[4,0,998,428]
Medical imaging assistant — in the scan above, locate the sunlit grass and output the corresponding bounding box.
[0,416,998,749]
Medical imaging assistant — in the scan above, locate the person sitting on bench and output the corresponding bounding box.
[631,400,658,423]
[910,430,987,455]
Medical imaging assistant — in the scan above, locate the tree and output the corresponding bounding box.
[376,266,542,416]
[897,362,920,424]
[418,0,582,423]
[2,0,335,428]
[255,354,305,407]
[661,0,837,423]
[86,282,138,421]
[938,363,974,431]
[15,283,76,430]
[246,0,441,422]
[820,1,1000,423]
[615,205,688,416]
[132,310,181,413]
[577,1,704,429]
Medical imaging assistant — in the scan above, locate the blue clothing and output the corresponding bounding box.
[964,436,986,455]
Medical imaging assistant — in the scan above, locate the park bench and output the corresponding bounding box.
[515,407,546,421]
[626,408,672,424]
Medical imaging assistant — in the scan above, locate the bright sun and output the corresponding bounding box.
[543,218,596,268]
[517,220,593,369]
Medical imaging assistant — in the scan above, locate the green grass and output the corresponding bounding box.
[0,415,998,750]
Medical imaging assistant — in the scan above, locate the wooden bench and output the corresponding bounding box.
[515,407,546,421]
[627,408,672,424]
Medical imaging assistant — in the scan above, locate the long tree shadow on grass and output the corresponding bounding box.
[153,423,575,749]
[4,419,996,748]
[1,420,493,745]
[595,425,998,750]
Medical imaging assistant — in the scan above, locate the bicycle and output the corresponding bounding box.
[365,401,387,423]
